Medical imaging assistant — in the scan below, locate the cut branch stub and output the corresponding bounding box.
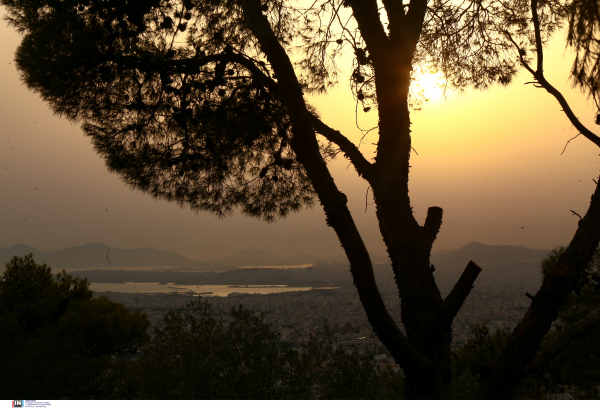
[423,206,443,245]
[439,260,482,325]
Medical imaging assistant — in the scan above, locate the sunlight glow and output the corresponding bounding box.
[413,71,446,102]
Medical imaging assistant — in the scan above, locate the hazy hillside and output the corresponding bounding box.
[432,241,549,268]
[0,244,47,263]
[431,242,550,295]
[261,226,387,259]
[0,243,207,269]
[0,241,552,293]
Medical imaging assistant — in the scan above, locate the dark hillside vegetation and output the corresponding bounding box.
[0,255,404,399]
[0,255,149,399]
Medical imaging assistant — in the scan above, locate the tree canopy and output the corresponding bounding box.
[567,0,600,106]
[1,0,564,220]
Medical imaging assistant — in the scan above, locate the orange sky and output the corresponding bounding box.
[1,12,598,260]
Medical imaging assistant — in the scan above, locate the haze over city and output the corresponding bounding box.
[1,10,599,261]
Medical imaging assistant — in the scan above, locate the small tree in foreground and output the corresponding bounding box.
[3,0,600,398]
[0,255,150,399]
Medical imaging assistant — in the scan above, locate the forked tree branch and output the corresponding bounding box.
[240,0,428,375]
[524,307,600,376]
[346,0,389,61]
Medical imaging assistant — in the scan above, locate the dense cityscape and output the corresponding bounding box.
[94,261,539,357]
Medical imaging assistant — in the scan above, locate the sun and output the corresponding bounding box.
[412,71,446,102]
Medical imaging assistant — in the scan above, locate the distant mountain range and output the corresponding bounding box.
[0,243,206,269]
[0,241,551,272]
[0,243,337,270]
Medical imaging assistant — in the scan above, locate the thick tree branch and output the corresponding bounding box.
[404,0,429,52]
[225,57,375,182]
[530,0,544,74]
[438,261,482,324]
[307,113,374,181]
[178,53,271,81]
[506,13,600,150]
[174,52,378,182]
[382,0,405,41]
[240,0,428,375]
[346,0,389,61]
[524,307,600,376]
[115,51,279,99]
[535,77,600,148]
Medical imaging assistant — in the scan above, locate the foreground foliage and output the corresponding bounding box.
[0,255,150,399]
[0,255,403,399]
[3,253,600,399]
[534,246,600,396]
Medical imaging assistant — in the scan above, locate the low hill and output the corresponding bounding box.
[431,242,550,295]
[432,241,549,268]
[0,243,207,269]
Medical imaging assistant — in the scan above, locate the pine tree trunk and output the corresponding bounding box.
[386,240,453,399]
[372,67,455,398]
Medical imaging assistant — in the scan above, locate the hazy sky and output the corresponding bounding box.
[1,10,599,260]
